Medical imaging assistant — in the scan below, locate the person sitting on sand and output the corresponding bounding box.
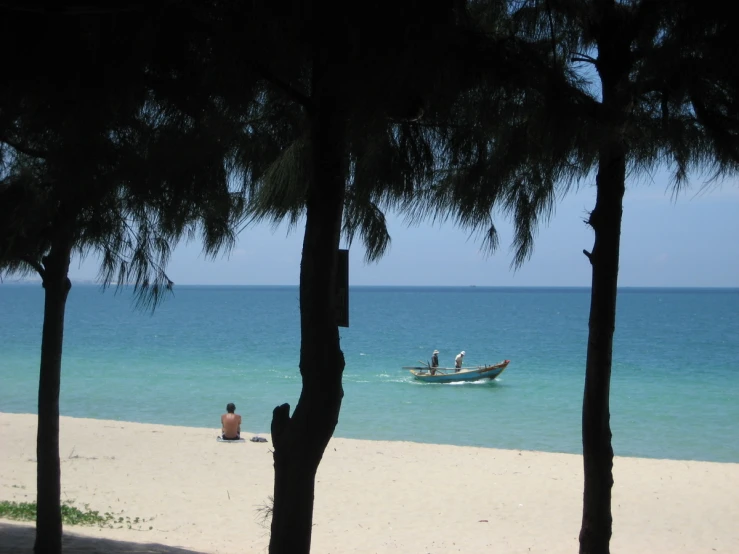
[221,403,242,440]
[455,351,465,372]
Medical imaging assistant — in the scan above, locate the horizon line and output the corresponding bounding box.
[4,281,738,290]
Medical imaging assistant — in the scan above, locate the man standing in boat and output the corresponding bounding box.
[455,351,465,372]
[431,350,439,370]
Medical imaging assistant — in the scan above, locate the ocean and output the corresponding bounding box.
[1,284,737,463]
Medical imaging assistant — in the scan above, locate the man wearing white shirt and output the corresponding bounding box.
[455,351,465,372]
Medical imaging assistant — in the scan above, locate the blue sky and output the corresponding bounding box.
[68,170,739,287]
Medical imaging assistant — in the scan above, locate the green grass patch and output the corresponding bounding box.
[0,500,152,530]
[0,501,36,522]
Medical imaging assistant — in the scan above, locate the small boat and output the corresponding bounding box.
[402,359,511,383]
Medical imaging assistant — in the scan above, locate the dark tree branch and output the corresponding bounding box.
[22,256,45,278]
[571,56,597,65]
[251,63,314,114]
[388,107,425,123]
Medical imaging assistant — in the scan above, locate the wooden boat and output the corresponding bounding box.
[402,359,510,383]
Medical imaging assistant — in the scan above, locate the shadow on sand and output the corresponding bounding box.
[0,522,208,554]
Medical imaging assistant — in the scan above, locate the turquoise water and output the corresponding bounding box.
[1,284,738,463]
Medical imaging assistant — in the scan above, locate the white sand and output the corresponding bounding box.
[1,413,737,553]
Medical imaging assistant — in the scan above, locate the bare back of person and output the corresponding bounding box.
[221,403,242,439]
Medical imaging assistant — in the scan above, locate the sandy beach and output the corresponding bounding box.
[1,413,737,553]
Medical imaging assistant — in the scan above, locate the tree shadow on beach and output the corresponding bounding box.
[0,522,208,554]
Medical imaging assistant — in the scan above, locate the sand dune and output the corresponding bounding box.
[1,413,737,553]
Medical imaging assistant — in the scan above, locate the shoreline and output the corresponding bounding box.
[2,411,735,465]
[2,412,738,553]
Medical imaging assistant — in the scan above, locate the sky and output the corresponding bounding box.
[67,169,739,287]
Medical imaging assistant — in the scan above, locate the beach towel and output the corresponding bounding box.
[217,436,245,443]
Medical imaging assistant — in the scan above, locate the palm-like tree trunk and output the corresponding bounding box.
[35,238,72,554]
[268,54,347,554]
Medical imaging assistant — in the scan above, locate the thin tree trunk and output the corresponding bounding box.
[268,53,347,554]
[579,4,631,551]
[35,239,72,554]
[578,143,624,554]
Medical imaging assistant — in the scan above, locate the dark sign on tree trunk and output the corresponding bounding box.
[336,249,349,327]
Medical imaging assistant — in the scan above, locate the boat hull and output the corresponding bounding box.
[409,360,510,383]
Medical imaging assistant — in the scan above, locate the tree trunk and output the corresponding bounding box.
[268,52,347,554]
[579,4,632,551]
[578,142,624,554]
[35,239,72,554]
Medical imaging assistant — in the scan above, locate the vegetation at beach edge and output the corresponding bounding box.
[0,500,153,530]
